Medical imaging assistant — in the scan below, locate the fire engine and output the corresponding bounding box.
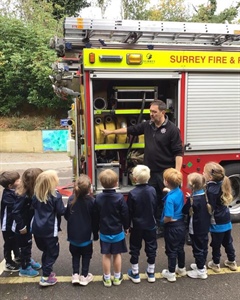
[50,18,240,221]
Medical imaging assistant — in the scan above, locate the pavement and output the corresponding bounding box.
[1,152,240,300]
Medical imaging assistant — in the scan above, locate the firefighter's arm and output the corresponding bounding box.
[175,156,183,171]
[101,127,127,136]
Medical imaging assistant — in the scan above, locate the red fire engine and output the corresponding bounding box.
[50,18,240,221]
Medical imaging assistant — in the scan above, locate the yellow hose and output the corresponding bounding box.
[94,117,105,144]
[104,116,116,144]
[116,116,127,144]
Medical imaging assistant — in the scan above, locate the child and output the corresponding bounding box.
[31,170,66,287]
[94,169,129,287]
[161,168,186,282]
[12,168,43,277]
[127,165,158,284]
[204,162,237,273]
[0,171,21,272]
[183,172,212,280]
[65,174,98,285]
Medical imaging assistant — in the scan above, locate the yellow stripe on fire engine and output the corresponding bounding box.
[83,49,240,70]
[95,143,144,150]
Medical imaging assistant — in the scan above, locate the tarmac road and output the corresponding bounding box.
[1,152,240,300]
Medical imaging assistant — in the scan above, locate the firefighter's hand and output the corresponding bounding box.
[101,129,111,136]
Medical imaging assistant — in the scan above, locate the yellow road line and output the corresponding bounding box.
[0,268,240,284]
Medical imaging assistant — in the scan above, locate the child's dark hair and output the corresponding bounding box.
[71,174,92,207]
[187,172,212,216]
[0,171,20,188]
[16,168,43,197]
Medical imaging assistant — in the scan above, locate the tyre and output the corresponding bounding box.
[224,164,240,223]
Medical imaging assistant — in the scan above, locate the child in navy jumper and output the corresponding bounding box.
[204,162,237,273]
[94,169,129,287]
[65,174,98,285]
[13,168,42,278]
[0,171,21,272]
[161,168,186,282]
[127,165,157,284]
[31,170,66,287]
[183,172,212,280]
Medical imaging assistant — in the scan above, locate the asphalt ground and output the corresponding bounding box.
[1,153,240,300]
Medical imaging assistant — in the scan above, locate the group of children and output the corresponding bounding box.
[0,161,237,288]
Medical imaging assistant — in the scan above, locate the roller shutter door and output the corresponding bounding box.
[186,73,240,151]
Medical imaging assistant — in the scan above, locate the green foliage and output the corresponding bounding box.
[47,0,90,20]
[7,116,39,131]
[121,0,151,20]
[148,0,190,21]
[0,15,71,115]
[190,0,240,23]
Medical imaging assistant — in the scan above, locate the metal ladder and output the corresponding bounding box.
[61,18,240,50]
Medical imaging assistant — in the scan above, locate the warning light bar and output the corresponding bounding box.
[99,55,123,62]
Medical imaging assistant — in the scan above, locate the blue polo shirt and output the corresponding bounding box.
[161,187,184,223]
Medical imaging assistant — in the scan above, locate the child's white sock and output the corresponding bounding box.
[131,263,139,274]
[147,263,155,274]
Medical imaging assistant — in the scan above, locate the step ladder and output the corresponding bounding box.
[60,18,240,51]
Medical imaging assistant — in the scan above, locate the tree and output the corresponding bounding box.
[190,0,240,23]
[121,0,151,20]
[46,0,90,20]
[0,15,70,115]
[148,0,190,21]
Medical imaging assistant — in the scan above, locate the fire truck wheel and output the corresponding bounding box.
[224,164,240,223]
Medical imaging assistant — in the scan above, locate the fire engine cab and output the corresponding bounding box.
[50,18,240,220]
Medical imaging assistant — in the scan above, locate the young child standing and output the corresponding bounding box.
[31,170,66,287]
[0,171,21,272]
[65,174,98,285]
[94,169,129,287]
[161,168,186,282]
[183,172,212,280]
[12,168,43,277]
[204,162,237,273]
[127,165,158,284]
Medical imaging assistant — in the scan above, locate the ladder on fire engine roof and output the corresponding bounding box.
[60,17,240,51]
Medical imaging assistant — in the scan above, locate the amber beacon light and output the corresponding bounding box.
[126,53,142,65]
[89,52,95,63]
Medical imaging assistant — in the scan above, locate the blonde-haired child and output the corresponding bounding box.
[31,170,66,287]
[13,168,43,278]
[65,174,98,285]
[183,172,212,280]
[127,165,157,283]
[161,168,186,282]
[94,169,129,287]
[204,162,237,273]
